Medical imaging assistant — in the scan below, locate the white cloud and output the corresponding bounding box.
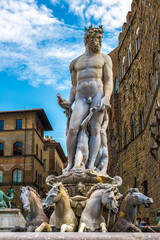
[0,0,132,90]
[50,0,59,5]
[64,0,90,18]
[0,0,60,45]
[0,0,85,89]
[62,0,132,31]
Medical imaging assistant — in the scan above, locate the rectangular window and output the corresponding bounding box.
[43,145,47,151]
[43,159,46,171]
[36,144,38,157]
[0,143,4,156]
[13,169,22,183]
[134,177,137,188]
[16,119,22,129]
[0,120,4,130]
[41,150,42,161]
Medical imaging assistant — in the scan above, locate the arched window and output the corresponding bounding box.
[114,77,118,93]
[0,170,3,183]
[128,43,132,66]
[140,110,144,131]
[0,143,4,156]
[12,169,22,182]
[13,142,23,155]
[122,56,125,78]
[136,27,140,54]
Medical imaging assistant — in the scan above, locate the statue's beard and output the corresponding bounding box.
[89,41,101,53]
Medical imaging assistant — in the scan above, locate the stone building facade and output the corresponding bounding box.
[108,0,160,223]
[108,47,120,176]
[0,108,67,212]
[43,136,67,193]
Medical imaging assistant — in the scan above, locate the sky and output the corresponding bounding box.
[0,0,132,154]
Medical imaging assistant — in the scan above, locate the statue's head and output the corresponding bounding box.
[84,25,104,53]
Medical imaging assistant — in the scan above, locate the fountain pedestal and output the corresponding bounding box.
[0,208,26,232]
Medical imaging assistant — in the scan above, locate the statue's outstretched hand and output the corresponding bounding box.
[57,94,71,109]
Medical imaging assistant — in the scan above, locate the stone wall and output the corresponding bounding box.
[108,0,160,223]
[108,47,120,178]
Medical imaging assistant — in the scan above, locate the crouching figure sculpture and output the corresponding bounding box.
[112,188,153,232]
[36,183,78,232]
[0,188,15,208]
[78,183,120,232]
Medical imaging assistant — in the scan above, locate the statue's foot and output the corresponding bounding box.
[87,164,94,171]
[72,163,85,170]
[62,163,72,173]
[72,164,80,170]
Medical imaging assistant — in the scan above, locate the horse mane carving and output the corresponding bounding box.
[87,183,112,197]
[26,186,41,199]
[52,182,69,197]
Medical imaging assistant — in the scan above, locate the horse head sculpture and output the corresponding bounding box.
[125,188,153,208]
[79,183,121,232]
[20,186,48,231]
[42,184,62,209]
[42,183,78,232]
[101,187,118,214]
[112,188,153,232]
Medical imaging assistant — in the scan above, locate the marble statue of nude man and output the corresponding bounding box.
[57,25,113,172]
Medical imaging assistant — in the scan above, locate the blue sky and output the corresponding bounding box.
[0,0,132,154]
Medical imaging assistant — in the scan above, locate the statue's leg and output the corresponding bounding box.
[35,222,52,232]
[83,150,88,166]
[3,200,8,208]
[27,226,37,232]
[88,111,104,169]
[61,224,75,232]
[94,148,102,169]
[78,222,86,232]
[100,222,107,232]
[97,149,109,174]
[65,98,89,172]
[127,223,141,232]
[8,200,11,208]
[74,149,83,168]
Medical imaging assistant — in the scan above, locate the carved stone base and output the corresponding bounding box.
[0,208,26,232]
[0,232,160,239]
[46,168,121,197]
